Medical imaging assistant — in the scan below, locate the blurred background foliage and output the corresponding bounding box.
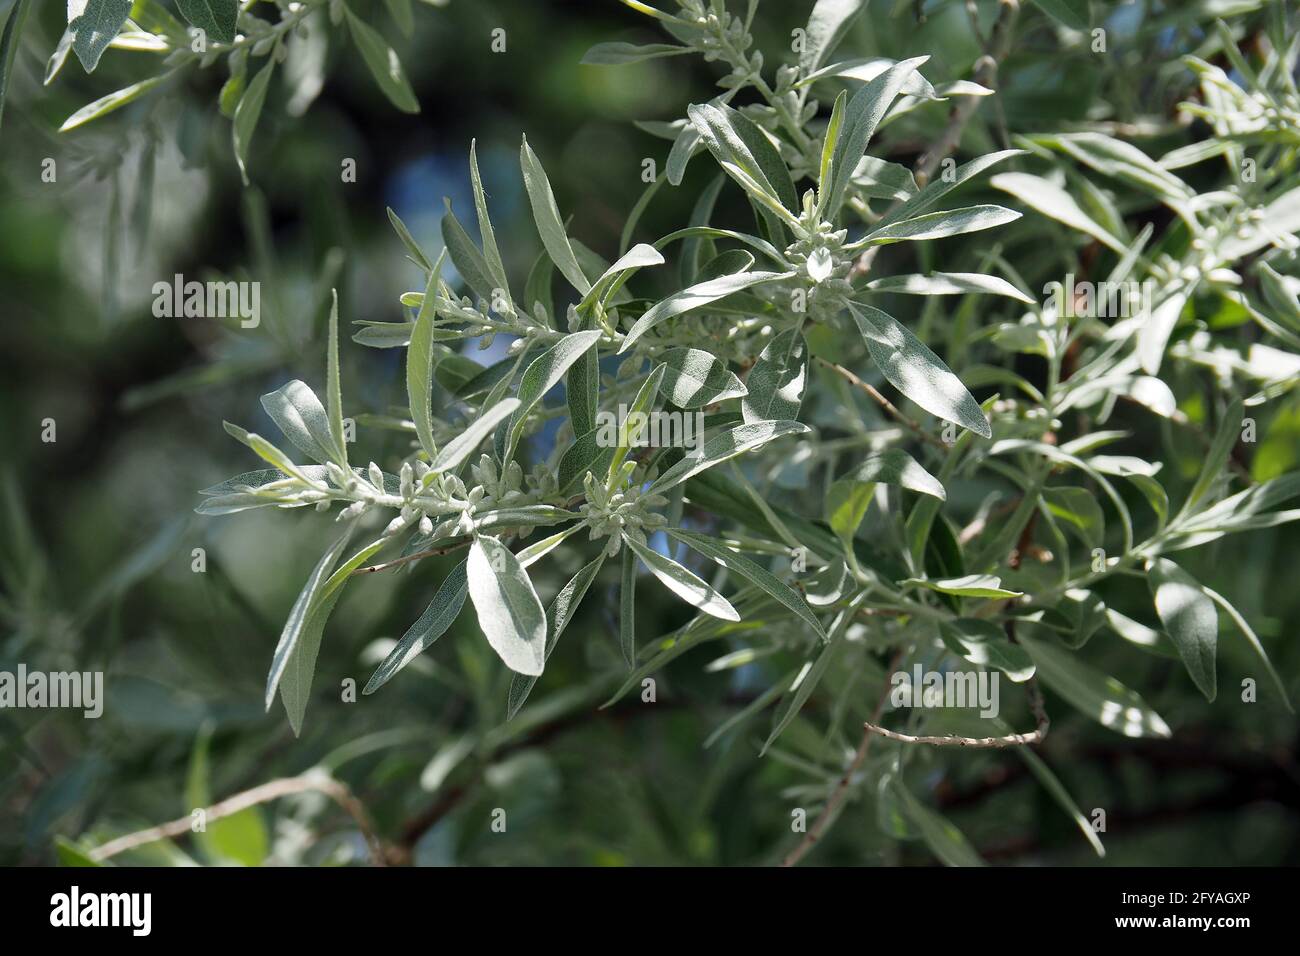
[1,0,1298,866]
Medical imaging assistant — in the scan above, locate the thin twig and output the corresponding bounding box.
[912,0,1020,188]
[862,676,1049,748]
[782,649,905,868]
[89,773,387,865]
[352,539,471,575]
[816,356,948,450]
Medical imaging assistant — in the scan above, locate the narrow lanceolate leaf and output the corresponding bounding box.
[742,328,808,424]
[407,258,445,460]
[818,90,847,209]
[442,205,499,304]
[824,55,928,218]
[508,554,606,718]
[658,348,747,408]
[866,272,1033,304]
[0,0,34,133]
[649,419,809,493]
[879,149,1023,227]
[469,140,510,309]
[70,0,132,73]
[365,560,468,693]
[325,289,347,466]
[939,619,1035,682]
[176,0,236,45]
[624,534,739,621]
[608,364,667,484]
[429,398,520,474]
[581,41,690,65]
[61,72,169,132]
[467,535,546,676]
[667,529,825,640]
[619,545,637,667]
[848,303,991,438]
[859,204,1020,246]
[1202,586,1293,713]
[222,422,316,485]
[1021,635,1172,738]
[1147,558,1217,701]
[520,136,591,294]
[343,4,419,113]
[1178,398,1243,520]
[903,574,1022,598]
[800,0,868,75]
[989,172,1125,253]
[579,243,665,315]
[260,380,338,465]
[620,269,791,353]
[232,60,274,185]
[891,781,986,867]
[386,206,433,273]
[763,594,861,752]
[826,448,946,547]
[686,101,798,212]
[264,526,356,710]
[504,330,602,462]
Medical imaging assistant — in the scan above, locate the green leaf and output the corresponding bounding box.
[581,41,690,65]
[503,330,602,463]
[667,529,826,640]
[386,206,433,273]
[232,60,274,185]
[648,419,809,493]
[859,204,1020,246]
[824,55,927,217]
[903,574,1022,598]
[1042,485,1105,550]
[848,303,991,438]
[365,560,468,693]
[259,380,339,466]
[222,422,316,485]
[579,243,665,316]
[467,534,547,676]
[1178,398,1243,520]
[619,544,637,666]
[469,139,511,309]
[407,258,445,461]
[799,0,867,75]
[263,525,356,711]
[620,269,791,353]
[658,348,747,408]
[1029,0,1089,31]
[1202,585,1293,713]
[508,554,606,718]
[687,101,798,212]
[60,72,169,132]
[742,328,808,424]
[817,89,847,208]
[866,272,1033,304]
[880,149,1022,227]
[1147,557,1217,701]
[989,172,1125,253]
[0,0,33,133]
[891,780,986,867]
[185,725,267,865]
[54,837,104,867]
[429,397,520,474]
[762,596,861,752]
[939,619,1035,682]
[70,0,132,73]
[520,136,591,294]
[383,0,414,35]
[826,448,946,550]
[175,0,236,45]
[623,534,739,621]
[343,3,419,113]
[325,289,347,466]
[441,205,499,304]
[1021,634,1172,738]
[607,364,667,484]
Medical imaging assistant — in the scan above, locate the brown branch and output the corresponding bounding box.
[815,356,948,450]
[862,676,1049,748]
[352,538,470,575]
[88,773,388,865]
[782,649,906,867]
[912,0,1020,188]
